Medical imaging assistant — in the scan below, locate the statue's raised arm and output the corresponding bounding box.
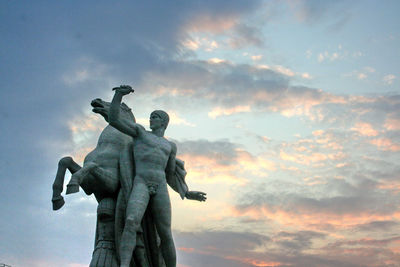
[109,85,144,138]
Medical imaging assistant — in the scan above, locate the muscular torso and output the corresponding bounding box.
[133,130,172,184]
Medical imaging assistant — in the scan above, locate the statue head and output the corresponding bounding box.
[150,110,169,130]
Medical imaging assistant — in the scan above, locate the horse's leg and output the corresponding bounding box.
[66,162,98,194]
[68,163,119,196]
[89,166,119,194]
[52,156,81,210]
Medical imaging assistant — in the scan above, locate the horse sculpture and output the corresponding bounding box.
[51,98,135,209]
[51,96,199,267]
[51,98,151,267]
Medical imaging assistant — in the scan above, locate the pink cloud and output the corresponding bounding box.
[384,117,400,131]
[208,105,251,118]
[369,138,400,152]
[351,122,379,136]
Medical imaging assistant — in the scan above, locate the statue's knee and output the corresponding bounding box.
[125,216,141,232]
[85,161,98,171]
[59,156,73,167]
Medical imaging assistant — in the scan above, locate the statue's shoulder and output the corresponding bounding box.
[136,124,146,131]
[168,140,177,153]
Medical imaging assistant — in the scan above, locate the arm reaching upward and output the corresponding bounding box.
[109,85,142,138]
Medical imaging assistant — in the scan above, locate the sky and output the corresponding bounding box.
[0,0,399,266]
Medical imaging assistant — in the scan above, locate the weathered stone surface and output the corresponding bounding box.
[52,86,206,267]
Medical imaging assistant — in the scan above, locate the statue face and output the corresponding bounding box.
[150,113,164,130]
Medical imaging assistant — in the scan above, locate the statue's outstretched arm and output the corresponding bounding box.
[166,145,207,202]
[109,85,142,138]
[185,190,207,202]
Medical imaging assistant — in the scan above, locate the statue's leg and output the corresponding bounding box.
[150,184,176,267]
[66,162,98,194]
[134,243,149,267]
[120,177,150,267]
[88,165,119,194]
[67,162,119,196]
[52,156,81,210]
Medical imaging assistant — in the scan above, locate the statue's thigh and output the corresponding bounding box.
[126,179,150,220]
[150,185,172,229]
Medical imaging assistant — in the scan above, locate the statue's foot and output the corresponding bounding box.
[52,195,65,210]
[66,183,80,194]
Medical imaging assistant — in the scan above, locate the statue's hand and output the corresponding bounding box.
[185,191,207,202]
[112,85,134,95]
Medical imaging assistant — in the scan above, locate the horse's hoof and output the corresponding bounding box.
[52,196,65,210]
[66,184,80,194]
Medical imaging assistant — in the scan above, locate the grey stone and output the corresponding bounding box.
[52,87,206,267]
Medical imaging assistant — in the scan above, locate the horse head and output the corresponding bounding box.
[91,98,136,123]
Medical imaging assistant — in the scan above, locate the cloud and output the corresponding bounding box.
[208,105,251,118]
[286,0,353,29]
[139,59,350,122]
[168,111,197,127]
[251,55,263,61]
[228,23,264,49]
[174,139,276,185]
[222,126,400,236]
[383,74,396,85]
[351,122,379,137]
[182,37,219,52]
[369,138,400,152]
[175,229,400,267]
[344,67,375,81]
[384,116,400,131]
[354,220,400,233]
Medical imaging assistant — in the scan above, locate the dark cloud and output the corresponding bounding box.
[139,58,399,126]
[176,230,270,254]
[355,220,400,233]
[236,176,400,222]
[229,23,264,48]
[176,139,241,166]
[174,230,384,267]
[274,230,326,253]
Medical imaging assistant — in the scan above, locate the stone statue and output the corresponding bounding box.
[52,88,206,267]
[108,85,206,267]
[52,98,134,208]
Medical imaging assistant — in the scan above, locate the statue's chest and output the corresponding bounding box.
[138,134,171,155]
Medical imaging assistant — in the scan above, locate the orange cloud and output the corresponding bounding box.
[207,57,226,64]
[68,114,105,134]
[369,138,400,152]
[182,37,219,52]
[351,122,379,136]
[178,247,195,253]
[181,154,247,185]
[378,181,400,194]
[185,14,237,33]
[167,111,196,127]
[279,150,344,166]
[384,117,400,131]
[228,206,400,232]
[181,148,275,185]
[224,256,284,267]
[208,105,251,118]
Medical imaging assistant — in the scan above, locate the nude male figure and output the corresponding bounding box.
[108,85,206,267]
